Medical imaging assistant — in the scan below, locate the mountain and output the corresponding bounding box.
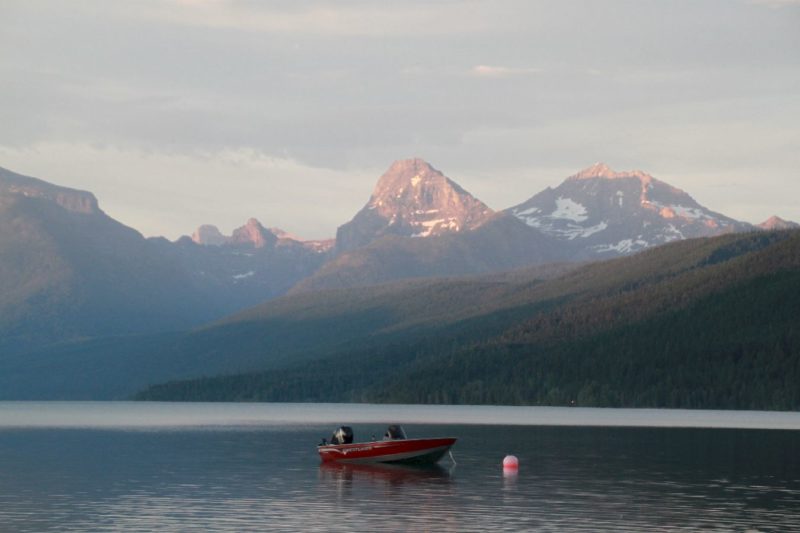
[154,218,331,312]
[335,159,494,253]
[0,166,331,354]
[296,161,756,291]
[291,212,563,292]
[130,229,800,409]
[758,216,799,231]
[4,229,797,407]
[0,166,215,353]
[508,163,752,258]
[293,158,563,292]
[0,160,766,343]
[191,218,334,251]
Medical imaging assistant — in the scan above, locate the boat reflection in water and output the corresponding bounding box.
[317,461,458,529]
[319,461,452,486]
[318,460,454,500]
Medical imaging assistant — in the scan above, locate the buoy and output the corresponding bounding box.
[503,455,519,470]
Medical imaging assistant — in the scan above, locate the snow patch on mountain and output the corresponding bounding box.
[580,221,610,238]
[515,206,540,217]
[552,197,589,222]
[412,217,460,237]
[513,196,605,240]
[592,238,651,254]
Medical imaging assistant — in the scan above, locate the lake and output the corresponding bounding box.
[1,402,799,532]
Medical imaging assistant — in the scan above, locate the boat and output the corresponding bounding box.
[317,425,456,465]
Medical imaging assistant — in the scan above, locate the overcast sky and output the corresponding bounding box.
[1,0,798,239]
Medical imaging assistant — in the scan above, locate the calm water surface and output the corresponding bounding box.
[1,403,799,532]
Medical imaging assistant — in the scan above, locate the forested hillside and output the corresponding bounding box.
[136,230,800,410]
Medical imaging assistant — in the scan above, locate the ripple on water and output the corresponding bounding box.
[1,407,799,532]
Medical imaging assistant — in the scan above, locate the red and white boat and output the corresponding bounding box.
[318,425,456,465]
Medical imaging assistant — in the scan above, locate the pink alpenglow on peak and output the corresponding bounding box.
[190,218,276,248]
[230,218,278,248]
[758,216,799,231]
[335,158,494,252]
[189,219,331,252]
[570,162,653,184]
[508,163,751,258]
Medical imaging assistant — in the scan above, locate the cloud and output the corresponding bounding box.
[1,0,799,236]
[0,142,376,240]
[127,0,500,37]
[747,0,800,7]
[470,65,543,78]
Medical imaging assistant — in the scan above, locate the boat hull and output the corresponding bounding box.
[318,438,456,465]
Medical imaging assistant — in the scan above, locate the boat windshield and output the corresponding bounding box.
[330,426,354,445]
[384,425,407,440]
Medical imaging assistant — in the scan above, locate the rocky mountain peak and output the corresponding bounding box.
[0,166,100,215]
[190,218,277,248]
[508,164,751,258]
[192,225,228,246]
[335,158,494,252]
[230,218,277,248]
[758,216,799,230]
[369,158,442,201]
[189,219,332,253]
[570,162,652,184]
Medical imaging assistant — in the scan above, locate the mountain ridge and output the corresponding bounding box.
[0,166,100,216]
[0,160,794,357]
[130,229,800,409]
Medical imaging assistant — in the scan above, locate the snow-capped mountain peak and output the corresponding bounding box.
[507,164,751,258]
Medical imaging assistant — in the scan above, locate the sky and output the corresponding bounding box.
[1,0,798,240]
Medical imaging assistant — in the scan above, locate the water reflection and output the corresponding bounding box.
[319,461,453,487]
[0,409,799,532]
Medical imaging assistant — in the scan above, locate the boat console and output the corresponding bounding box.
[330,426,354,445]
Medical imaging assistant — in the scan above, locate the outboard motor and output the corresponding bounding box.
[330,426,354,445]
[384,425,407,440]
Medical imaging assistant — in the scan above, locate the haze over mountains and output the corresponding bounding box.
[0,166,211,353]
[0,159,797,405]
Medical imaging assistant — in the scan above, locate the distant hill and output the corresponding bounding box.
[758,216,799,231]
[0,166,216,352]
[134,229,800,410]
[0,260,577,399]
